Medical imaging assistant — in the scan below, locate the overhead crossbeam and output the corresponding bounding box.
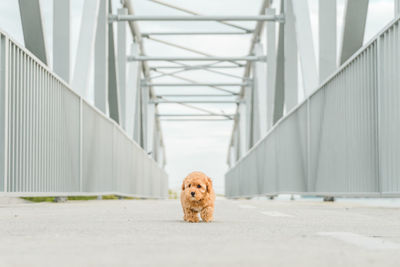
[143,83,249,87]
[150,65,243,69]
[157,114,235,117]
[152,100,240,104]
[160,118,233,121]
[109,15,285,22]
[141,31,253,36]
[129,56,266,62]
[156,94,237,97]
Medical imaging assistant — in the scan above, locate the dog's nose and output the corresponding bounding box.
[191,192,195,197]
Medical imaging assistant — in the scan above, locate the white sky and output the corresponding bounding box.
[0,0,395,193]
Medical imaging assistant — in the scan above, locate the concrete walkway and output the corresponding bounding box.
[1,198,400,267]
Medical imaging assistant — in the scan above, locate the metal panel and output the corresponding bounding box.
[310,44,378,193]
[378,20,400,194]
[82,101,113,192]
[276,104,308,192]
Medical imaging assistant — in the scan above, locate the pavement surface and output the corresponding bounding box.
[1,197,400,267]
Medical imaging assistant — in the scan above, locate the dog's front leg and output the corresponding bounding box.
[200,206,214,222]
[184,208,199,223]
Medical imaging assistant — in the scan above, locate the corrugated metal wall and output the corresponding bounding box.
[0,32,168,198]
[226,17,400,198]
[378,20,400,195]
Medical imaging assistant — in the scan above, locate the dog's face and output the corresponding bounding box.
[182,172,212,202]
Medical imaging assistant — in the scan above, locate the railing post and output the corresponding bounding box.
[79,98,83,193]
[0,35,9,192]
[376,35,382,196]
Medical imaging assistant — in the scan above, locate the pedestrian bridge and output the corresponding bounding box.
[1,0,400,266]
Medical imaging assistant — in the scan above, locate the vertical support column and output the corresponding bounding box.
[18,0,48,65]
[238,103,247,157]
[339,0,369,64]
[0,35,9,192]
[126,43,140,138]
[253,43,268,139]
[53,0,70,82]
[72,0,100,99]
[284,0,298,111]
[273,1,285,124]
[146,103,155,154]
[141,82,149,149]
[108,0,120,123]
[319,0,337,83]
[94,0,108,113]
[118,8,128,129]
[245,83,253,150]
[395,0,400,16]
[133,76,142,145]
[266,8,276,130]
[234,126,240,162]
[292,0,318,96]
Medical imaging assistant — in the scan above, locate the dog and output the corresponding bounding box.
[180,171,215,223]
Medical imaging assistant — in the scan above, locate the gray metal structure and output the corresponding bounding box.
[0,0,400,199]
[226,14,400,198]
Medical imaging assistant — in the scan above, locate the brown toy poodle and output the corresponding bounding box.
[180,171,215,223]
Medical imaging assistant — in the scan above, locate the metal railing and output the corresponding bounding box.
[225,16,400,198]
[0,31,168,198]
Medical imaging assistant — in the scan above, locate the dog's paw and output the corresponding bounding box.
[200,207,214,222]
[186,217,200,223]
[202,217,213,223]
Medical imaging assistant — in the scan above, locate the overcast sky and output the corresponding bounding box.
[0,0,395,193]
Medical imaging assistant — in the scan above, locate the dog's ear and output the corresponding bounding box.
[181,179,186,191]
[206,177,213,193]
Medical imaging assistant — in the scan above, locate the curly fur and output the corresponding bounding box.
[180,171,215,223]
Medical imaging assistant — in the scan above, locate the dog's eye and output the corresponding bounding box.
[188,184,191,188]
[197,185,201,188]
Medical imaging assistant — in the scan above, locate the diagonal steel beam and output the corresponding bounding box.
[156,97,234,119]
[18,0,48,65]
[170,61,245,80]
[147,0,253,32]
[145,37,245,67]
[152,69,238,95]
